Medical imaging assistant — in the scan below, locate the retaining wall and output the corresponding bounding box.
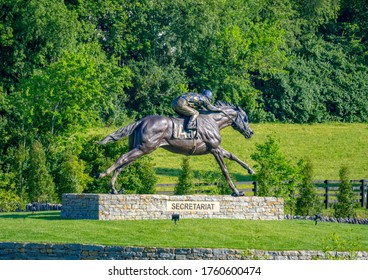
[61,194,284,220]
[1,242,367,260]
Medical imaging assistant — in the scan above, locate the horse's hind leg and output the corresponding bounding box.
[109,161,134,194]
[97,148,144,179]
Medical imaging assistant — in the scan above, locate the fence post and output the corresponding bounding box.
[252,181,258,196]
[360,180,366,208]
[324,180,329,209]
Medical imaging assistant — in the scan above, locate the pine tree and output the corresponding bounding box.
[27,141,55,203]
[296,159,321,216]
[334,166,356,218]
[174,157,194,195]
[55,150,91,200]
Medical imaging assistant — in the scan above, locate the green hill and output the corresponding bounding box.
[145,123,368,183]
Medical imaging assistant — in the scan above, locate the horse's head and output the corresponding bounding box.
[232,106,253,139]
[214,101,253,138]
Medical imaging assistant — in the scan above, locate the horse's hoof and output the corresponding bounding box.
[118,188,125,194]
[96,173,104,179]
[248,169,255,175]
[110,189,118,195]
[231,191,244,197]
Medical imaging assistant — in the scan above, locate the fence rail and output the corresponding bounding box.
[157,179,368,209]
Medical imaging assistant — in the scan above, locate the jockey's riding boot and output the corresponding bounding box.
[187,120,196,130]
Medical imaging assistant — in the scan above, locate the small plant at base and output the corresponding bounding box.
[250,135,297,214]
[251,135,296,196]
[121,155,158,194]
[321,231,359,260]
[174,157,194,195]
[242,228,265,260]
[295,159,322,216]
[27,141,55,203]
[334,166,356,218]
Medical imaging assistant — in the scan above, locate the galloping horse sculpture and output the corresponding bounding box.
[97,101,254,196]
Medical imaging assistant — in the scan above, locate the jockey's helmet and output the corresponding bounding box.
[202,89,213,101]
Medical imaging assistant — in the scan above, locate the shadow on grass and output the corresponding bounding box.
[0,211,61,220]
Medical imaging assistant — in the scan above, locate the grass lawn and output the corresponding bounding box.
[146,123,368,183]
[0,211,367,251]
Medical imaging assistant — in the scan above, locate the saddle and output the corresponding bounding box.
[171,117,197,139]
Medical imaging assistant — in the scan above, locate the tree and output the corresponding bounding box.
[0,89,10,151]
[0,169,20,212]
[251,135,295,196]
[256,0,368,123]
[68,0,290,118]
[251,135,297,214]
[258,40,368,123]
[13,44,132,141]
[26,141,55,203]
[334,166,356,218]
[55,150,91,201]
[125,60,188,118]
[120,156,157,194]
[174,157,194,195]
[0,0,80,89]
[296,159,322,216]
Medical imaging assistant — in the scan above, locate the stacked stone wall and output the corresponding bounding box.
[1,242,367,260]
[61,194,284,220]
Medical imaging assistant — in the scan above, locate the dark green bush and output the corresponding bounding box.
[334,166,356,218]
[295,159,322,216]
[174,157,194,195]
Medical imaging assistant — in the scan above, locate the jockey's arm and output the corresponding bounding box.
[202,100,224,112]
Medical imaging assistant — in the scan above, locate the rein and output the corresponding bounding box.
[221,110,237,125]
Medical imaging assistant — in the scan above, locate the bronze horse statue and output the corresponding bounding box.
[97,101,254,196]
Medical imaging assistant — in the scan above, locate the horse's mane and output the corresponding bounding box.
[214,100,237,109]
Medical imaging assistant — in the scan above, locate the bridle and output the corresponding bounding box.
[221,108,247,129]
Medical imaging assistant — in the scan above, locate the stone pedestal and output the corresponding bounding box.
[61,194,284,220]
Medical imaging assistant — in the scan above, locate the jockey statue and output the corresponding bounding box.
[171,90,224,130]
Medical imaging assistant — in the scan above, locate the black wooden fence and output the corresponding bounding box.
[316,179,368,209]
[157,179,368,209]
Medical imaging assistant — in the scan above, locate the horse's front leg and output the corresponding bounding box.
[211,148,243,196]
[219,147,255,174]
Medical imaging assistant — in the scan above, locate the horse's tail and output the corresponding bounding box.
[98,120,143,145]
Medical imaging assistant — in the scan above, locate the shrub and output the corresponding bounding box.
[251,135,296,196]
[55,151,91,200]
[0,171,21,212]
[174,157,194,195]
[295,159,322,216]
[79,135,128,194]
[197,170,233,195]
[26,141,55,203]
[121,156,158,194]
[334,166,356,218]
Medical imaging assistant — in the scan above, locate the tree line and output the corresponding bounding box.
[1,0,367,210]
